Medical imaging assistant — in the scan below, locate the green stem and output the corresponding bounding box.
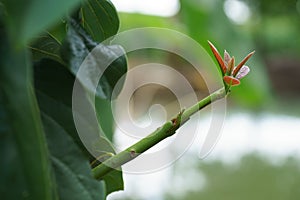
[92,88,227,179]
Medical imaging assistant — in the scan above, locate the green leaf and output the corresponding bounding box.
[29,21,67,64]
[1,0,81,45]
[96,97,114,141]
[34,58,124,195]
[61,19,127,99]
[80,0,120,42]
[34,59,101,157]
[102,170,124,195]
[34,59,86,152]
[0,19,57,200]
[42,113,106,200]
[0,93,28,200]
[29,0,121,65]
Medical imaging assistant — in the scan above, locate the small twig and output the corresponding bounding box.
[92,88,227,179]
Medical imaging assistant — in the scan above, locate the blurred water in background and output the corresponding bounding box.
[108,114,300,200]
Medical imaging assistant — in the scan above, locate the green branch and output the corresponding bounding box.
[92,88,227,179]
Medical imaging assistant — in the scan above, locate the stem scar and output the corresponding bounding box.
[130,149,136,158]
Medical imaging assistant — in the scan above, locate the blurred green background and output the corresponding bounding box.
[115,0,300,113]
[108,0,300,199]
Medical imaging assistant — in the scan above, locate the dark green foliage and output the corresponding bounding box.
[0,16,58,199]
[0,92,29,200]
[1,0,81,45]
[34,58,124,196]
[42,113,106,200]
[61,18,127,100]
[29,21,67,64]
[80,0,120,42]
[0,0,126,199]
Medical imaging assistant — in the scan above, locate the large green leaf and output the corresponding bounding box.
[42,113,106,200]
[29,21,67,64]
[1,0,81,45]
[30,18,127,100]
[102,170,124,195]
[34,58,106,157]
[0,93,28,200]
[61,19,127,99]
[95,97,114,141]
[80,0,119,42]
[0,19,57,200]
[29,0,121,68]
[34,59,86,151]
[34,58,124,195]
